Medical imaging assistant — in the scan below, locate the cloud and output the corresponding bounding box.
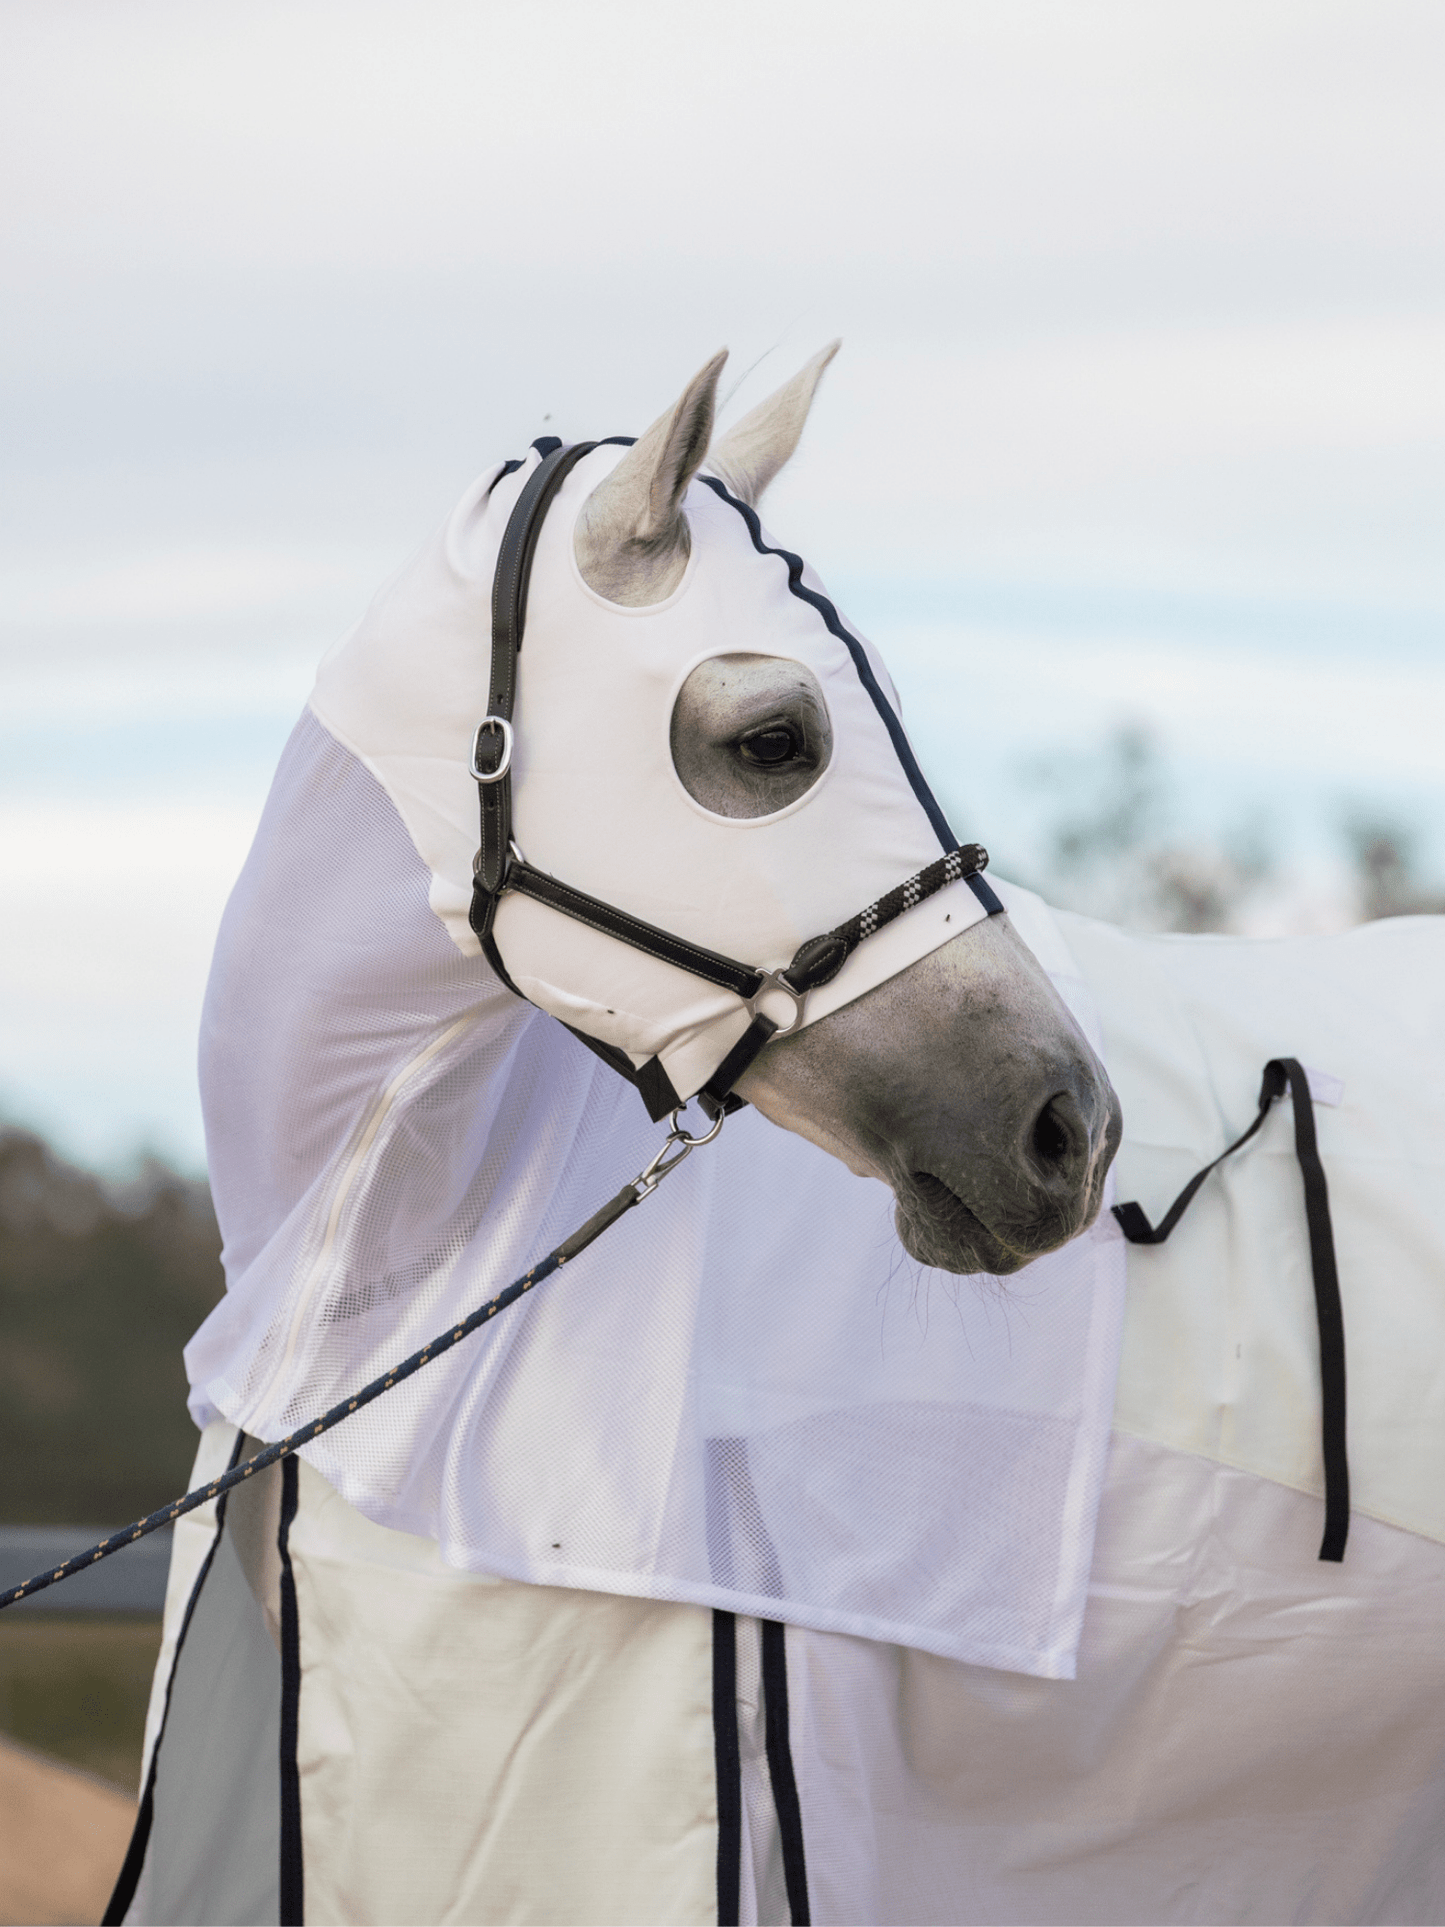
[3,0,1445,1161]
[0,799,261,1164]
[3,546,368,630]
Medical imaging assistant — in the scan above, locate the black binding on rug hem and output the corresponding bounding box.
[761,1619,811,1924]
[102,1430,248,1926]
[712,1609,743,1927]
[278,1455,305,1924]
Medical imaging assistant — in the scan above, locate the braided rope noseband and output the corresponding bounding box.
[782,843,993,997]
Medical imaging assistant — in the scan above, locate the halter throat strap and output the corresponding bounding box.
[468,441,1004,1120]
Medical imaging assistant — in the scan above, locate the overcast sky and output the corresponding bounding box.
[3,0,1444,1166]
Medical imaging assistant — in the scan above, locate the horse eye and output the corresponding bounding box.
[737,725,801,767]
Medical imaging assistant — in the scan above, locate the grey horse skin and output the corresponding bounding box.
[575,347,1122,1275]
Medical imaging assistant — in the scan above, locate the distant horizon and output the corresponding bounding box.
[5,0,1443,1168]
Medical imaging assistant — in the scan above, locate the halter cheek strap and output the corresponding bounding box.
[469,439,599,916]
[468,442,1004,1121]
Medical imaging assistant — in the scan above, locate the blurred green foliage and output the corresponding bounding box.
[0,1617,161,1789]
[0,1130,223,1524]
[1022,725,1445,934]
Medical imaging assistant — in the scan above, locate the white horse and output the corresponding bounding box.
[114,353,1445,1927]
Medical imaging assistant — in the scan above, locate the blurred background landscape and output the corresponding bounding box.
[0,8,1441,1899]
[6,0,1445,1177]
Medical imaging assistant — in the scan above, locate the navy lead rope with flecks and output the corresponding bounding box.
[0,1108,721,1612]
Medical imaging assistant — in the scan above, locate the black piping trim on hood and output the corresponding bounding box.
[565,436,955,853]
[696,473,957,855]
[488,433,634,502]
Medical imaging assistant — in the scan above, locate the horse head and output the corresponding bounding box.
[465,346,1122,1276]
[314,347,1121,1276]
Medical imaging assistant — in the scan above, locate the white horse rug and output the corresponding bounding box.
[120,895,1445,1926]
[111,404,1445,1925]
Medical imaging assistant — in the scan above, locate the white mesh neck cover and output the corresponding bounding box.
[187,447,1127,1677]
[311,443,993,1104]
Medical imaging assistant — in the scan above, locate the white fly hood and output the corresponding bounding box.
[313,440,992,1107]
[187,350,1127,1677]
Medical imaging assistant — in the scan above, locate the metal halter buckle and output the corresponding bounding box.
[746,969,807,1037]
[469,717,514,785]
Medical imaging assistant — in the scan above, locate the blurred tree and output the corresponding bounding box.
[1031,724,1273,933]
[1345,817,1445,921]
[0,1131,223,1523]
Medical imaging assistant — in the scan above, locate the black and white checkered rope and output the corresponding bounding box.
[0,1112,719,1613]
[809,843,987,977]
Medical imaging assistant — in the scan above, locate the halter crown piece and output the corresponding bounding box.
[468,440,1003,1120]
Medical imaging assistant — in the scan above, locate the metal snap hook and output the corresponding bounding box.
[632,1102,726,1198]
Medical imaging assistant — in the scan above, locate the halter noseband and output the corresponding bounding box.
[468,441,1004,1122]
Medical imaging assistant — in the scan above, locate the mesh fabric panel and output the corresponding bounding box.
[186,709,1123,1673]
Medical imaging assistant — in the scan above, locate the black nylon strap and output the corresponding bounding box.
[508,842,996,1111]
[488,442,595,681]
[1111,1063,1287,1247]
[966,870,1005,917]
[1113,1057,1349,1562]
[1279,1056,1350,1562]
[699,1014,778,1119]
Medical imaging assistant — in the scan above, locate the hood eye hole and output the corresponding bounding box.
[671,654,832,818]
[737,725,802,767]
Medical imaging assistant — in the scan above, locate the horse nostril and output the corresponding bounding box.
[1031,1096,1075,1171]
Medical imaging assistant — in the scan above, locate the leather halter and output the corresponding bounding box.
[468,441,1004,1121]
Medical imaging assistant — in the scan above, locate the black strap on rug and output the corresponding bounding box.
[712,1610,743,1927]
[1113,1056,1349,1563]
[761,1619,811,1925]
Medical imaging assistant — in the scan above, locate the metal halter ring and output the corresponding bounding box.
[746,969,807,1038]
[470,716,514,785]
[667,1103,727,1149]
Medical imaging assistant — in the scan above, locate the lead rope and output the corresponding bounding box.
[1113,1057,1349,1562]
[0,1105,724,1613]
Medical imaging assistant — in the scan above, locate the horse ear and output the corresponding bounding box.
[573,349,728,606]
[708,341,840,508]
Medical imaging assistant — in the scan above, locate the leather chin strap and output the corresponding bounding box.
[469,442,1005,1122]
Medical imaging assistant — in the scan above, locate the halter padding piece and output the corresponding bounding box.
[788,842,1000,993]
[469,440,1003,1117]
